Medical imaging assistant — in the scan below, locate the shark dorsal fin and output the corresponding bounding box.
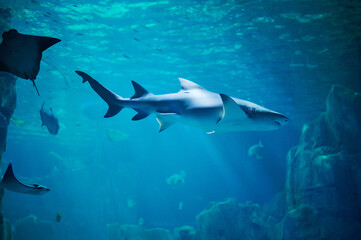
[131,81,150,99]
[219,94,248,122]
[179,78,204,91]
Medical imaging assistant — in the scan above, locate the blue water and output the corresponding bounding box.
[1,0,360,239]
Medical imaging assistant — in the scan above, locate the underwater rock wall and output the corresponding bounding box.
[285,85,361,239]
[194,199,272,240]
[0,6,17,240]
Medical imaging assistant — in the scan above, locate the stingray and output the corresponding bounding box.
[0,163,50,195]
[0,29,61,95]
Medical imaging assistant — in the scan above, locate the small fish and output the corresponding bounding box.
[166,171,186,188]
[106,129,127,142]
[133,37,140,42]
[10,116,25,127]
[40,102,60,135]
[123,54,131,59]
[55,212,62,222]
[178,201,183,210]
[248,140,264,159]
[127,198,136,208]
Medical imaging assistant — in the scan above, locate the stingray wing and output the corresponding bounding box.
[0,163,47,195]
[0,29,61,80]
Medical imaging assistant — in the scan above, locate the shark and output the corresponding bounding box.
[0,29,61,95]
[40,102,60,135]
[75,71,288,133]
[0,163,50,195]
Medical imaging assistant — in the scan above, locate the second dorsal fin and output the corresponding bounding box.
[131,81,151,99]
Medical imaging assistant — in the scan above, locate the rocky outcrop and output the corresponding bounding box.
[285,85,361,239]
[0,6,17,240]
[194,199,268,240]
[107,224,172,240]
[174,225,196,240]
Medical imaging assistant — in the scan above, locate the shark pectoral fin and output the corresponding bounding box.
[131,81,151,99]
[156,113,177,132]
[132,111,151,121]
[219,93,248,122]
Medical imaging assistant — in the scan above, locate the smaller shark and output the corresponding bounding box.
[76,71,288,133]
[40,102,60,135]
[0,29,61,95]
[0,163,50,195]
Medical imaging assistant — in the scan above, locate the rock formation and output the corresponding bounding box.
[0,6,18,240]
[285,85,361,239]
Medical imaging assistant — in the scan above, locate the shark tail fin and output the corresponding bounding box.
[75,71,124,118]
[131,81,151,99]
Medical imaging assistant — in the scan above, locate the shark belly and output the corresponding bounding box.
[176,106,224,131]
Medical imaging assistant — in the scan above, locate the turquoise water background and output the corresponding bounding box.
[1,0,360,239]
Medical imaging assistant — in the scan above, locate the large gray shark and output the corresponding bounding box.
[0,163,50,195]
[75,71,288,133]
